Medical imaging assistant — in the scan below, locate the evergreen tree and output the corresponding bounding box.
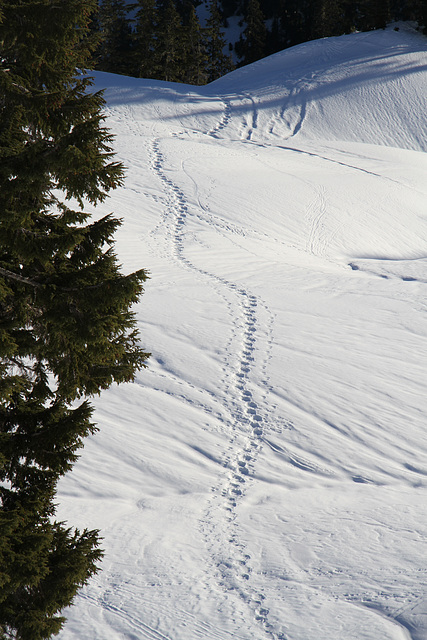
[312,0,345,38]
[235,0,267,65]
[205,0,235,82]
[97,0,135,74]
[133,0,159,78]
[176,0,200,24]
[182,5,209,84]
[266,15,283,55]
[0,0,149,637]
[359,0,390,30]
[155,0,185,81]
[405,0,427,26]
[278,0,311,48]
[421,0,427,33]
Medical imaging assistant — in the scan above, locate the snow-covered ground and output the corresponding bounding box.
[57,24,427,640]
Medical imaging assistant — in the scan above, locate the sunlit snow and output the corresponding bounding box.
[57,23,427,640]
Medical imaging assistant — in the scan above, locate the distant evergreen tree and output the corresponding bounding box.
[183,5,209,84]
[399,0,420,20]
[155,0,185,81]
[235,0,267,65]
[133,0,159,78]
[312,0,346,37]
[279,0,312,47]
[205,0,235,81]
[221,0,243,20]
[97,0,135,74]
[359,0,390,30]
[88,4,103,53]
[266,15,282,55]
[0,0,149,637]
[421,0,427,32]
[175,0,202,24]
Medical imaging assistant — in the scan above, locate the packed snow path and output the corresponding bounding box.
[58,24,427,640]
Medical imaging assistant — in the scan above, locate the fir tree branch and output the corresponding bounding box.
[0,265,146,293]
[0,267,42,288]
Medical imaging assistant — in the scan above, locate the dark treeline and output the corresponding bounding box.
[93,0,235,83]
[92,0,427,82]
[230,0,427,56]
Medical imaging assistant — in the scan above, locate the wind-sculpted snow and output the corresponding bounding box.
[58,24,427,640]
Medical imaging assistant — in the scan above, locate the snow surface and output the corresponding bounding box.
[57,24,427,640]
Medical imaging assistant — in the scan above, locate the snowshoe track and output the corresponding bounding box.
[149,136,285,638]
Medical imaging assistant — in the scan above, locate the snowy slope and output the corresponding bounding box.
[57,24,427,640]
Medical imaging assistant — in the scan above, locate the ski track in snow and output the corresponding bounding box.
[305,184,328,257]
[80,588,248,640]
[80,592,172,640]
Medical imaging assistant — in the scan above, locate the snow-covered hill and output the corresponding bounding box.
[57,24,427,640]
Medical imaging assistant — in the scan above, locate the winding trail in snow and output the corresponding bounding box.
[148,130,288,638]
[207,97,233,138]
